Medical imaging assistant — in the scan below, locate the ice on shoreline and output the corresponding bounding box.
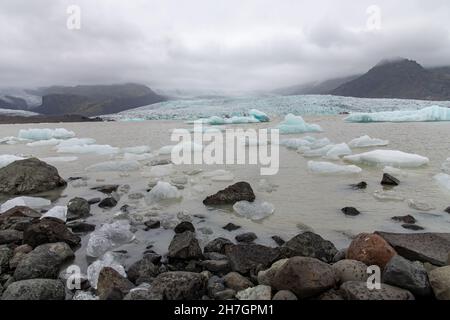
[308,161,362,174]
[87,252,127,288]
[146,181,181,203]
[345,106,450,123]
[324,143,352,160]
[276,114,322,134]
[86,221,135,258]
[18,128,75,140]
[434,173,450,191]
[344,150,429,168]
[0,196,51,213]
[348,135,389,148]
[233,200,275,221]
[0,155,25,168]
[26,139,61,147]
[40,206,67,222]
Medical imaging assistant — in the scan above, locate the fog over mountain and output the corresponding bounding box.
[1,0,450,93]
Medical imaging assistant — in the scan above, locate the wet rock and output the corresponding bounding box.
[271,236,285,246]
[174,221,195,234]
[67,197,90,221]
[23,217,81,248]
[144,219,161,230]
[280,232,338,263]
[382,255,431,296]
[1,279,65,300]
[87,198,101,205]
[392,215,416,224]
[375,232,450,266]
[67,221,96,233]
[333,249,347,262]
[429,266,450,300]
[223,272,254,291]
[168,231,202,260]
[346,233,396,269]
[350,181,367,189]
[0,158,66,195]
[223,223,241,232]
[203,182,255,206]
[98,197,118,209]
[9,244,32,270]
[150,271,207,300]
[123,287,161,300]
[97,267,134,300]
[332,259,369,284]
[207,276,225,297]
[204,238,233,254]
[272,290,297,300]
[445,207,450,214]
[204,252,228,261]
[341,207,361,216]
[0,230,23,245]
[257,259,288,286]
[91,185,119,194]
[402,224,424,231]
[14,242,74,281]
[0,206,40,231]
[381,173,400,186]
[214,289,236,300]
[272,257,336,299]
[236,285,271,300]
[126,255,159,285]
[339,281,414,300]
[225,244,280,274]
[235,232,257,243]
[0,246,13,273]
[119,204,131,214]
[316,289,345,300]
[201,260,230,274]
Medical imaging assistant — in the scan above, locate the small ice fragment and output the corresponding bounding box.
[233,200,275,221]
[348,135,389,148]
[344,150,429,168]
[276,114,323,134]
[308,161,362,174]
[434,173,450,191]
[122,146,151,154]
[145,181,181,204]
[303,145,334,158]
[325,143,352,160]
[86,160,141,172]
[18,128,75,140]
[407,199,435,211]
[86,220,135,258]
[249,109,270,122]
[40,206,68,222]
[280,138,312,150]
[57,138,96,147]
[373,190,405,202]
[26,139,61,147]
[87,252,127,288]
[0,155,25,169]
[57,144,119,155]
[0,196,51,213]
[148,164,173,177]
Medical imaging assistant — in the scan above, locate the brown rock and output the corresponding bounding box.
[346,233,396,269]
[97,267,134,300]
[203,182,255,206]
[23,217,81,248]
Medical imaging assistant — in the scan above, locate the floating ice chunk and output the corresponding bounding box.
[383,166,409,178]
[0,155,25,168]
[434,173,450,191]
[158,145,174,155]
[373,190,405,202]
[257,179,278,193]
[325,143,352,160]
[26,139,61,147]
[303,145,334,158]
[233,200,275,221]
[148,164,173,177]
[308,161,362,174]
[348,135,389,148]
[146,181,181,204]
[57,138,96,147]
[57,144,119,155]
[86,160,141,172]
[310,138,331,149]
[345,106,450,123]
[249,109,270,122]
[40,206,67,222]
[407,199,435,211]
[122,146,151,154]
[344,150,429,168]
[86,221,135,258]
[0,136,29,145]
[441,158,450,174]
[41,156,78,163]
[276,114,322,134]
[280,138,312,150]
[0,196,51,213]
[123,153,154,161]
[18,128,75,140]
[87,252,127,288]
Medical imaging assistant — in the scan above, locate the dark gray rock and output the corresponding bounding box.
[214,289,236,300]
[235,232,257,243]
[13,242,74,281]
[225,244,280,274]
[203,182,255,206]
[382,255,431,296]
[0,246,13,274]
[127,255,159,285]
[87,198,101,205]
[0,206,40,231]
[222,223,241,232]
[174,221,195,234]
[381,173,400,186]
[204,237,233,254]
[0,230,23,245]
[350,181,367,189]
[445,207,450,214]
[341,207,361,216]
[271,236,285,246]
[97,267,135,300]
[402,224,425,231]
[316,289,345,300]
[223,272,254,291]
[1,279,65,300]
[123,288,161,300]
[392,215,416,224]
[272,290,298,300]
[144,219,161,230]
[8,245,32,270]
[339,281,415,300]
[0,158,66,195]
[201,260,230,274]
[280,232,338,263]
[98,197,118,209]
[168,231,202,260]
[67,197,90,221]
[23,217,81,248]
[91,185,119,194]
[150,271,207,300]
[67,221,96,233]
[204,252,228,261]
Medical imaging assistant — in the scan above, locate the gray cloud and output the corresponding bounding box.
[1,0,450,92]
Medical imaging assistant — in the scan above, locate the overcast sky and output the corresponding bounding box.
[1,0,450,92]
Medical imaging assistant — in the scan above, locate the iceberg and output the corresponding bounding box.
[249,109,270,122]
[40,206,68,222]
[407,199,435,211]
[57,138,96,147]
[41,156,78,163]
[308,161,362,174]
[122,146,151,154]
[86,160,141,172]
[276,114,323,134]
[87,252,127,288]
[0,155,25,169]
[86,220,135,258]
[345,106,450,123]
[18,128,75,140]
[434,173,450,191]
[0,196,51,213]
[146,181,181,203]
[26,139,61,147]
[57,144,119,155]
[0,136,29,145]
[325,143,352,160]
[348,135,389,148]
[303,144,334,158]
[233,200,275,221]
[344,150,429,168]
[280,138,313,150]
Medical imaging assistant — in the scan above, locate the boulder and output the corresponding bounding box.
[272,290,297,300]
[203,182,255,205]
[201,260,230,274]
[98,197,118,209]
[174,221,195,234]
[316,289,345,300]
[0,206,40,231]
[126,255,159,285]
[8,244,32,270]
[223,272,254,291]
[280,232,338,263]
[204,237,233,254]
[271,257,337,299]
[97,267,135,300]
[0,229,23,245]
[381,173,399,186]
[225,244,280,274]
[235,232,257,243]
[0,246,13,273]
[67,197,90,221]
[214,289,236,300]
[14,242,74,281]
[428,266,450,300]
[375,232,450,266]
[236,285,271,300]
[0,158,66,195]
[332,259,368,284]
[346,233,396,269]
[23,217,81,248]
[144,219,161,230]
[382,255,431,296]
[67,221,96,233]
[257,259,288,286]
[339,281,414,300]
[150,271,207,300]
[1,279,65,300]
[271,236,285,246]
[168,231,202,260]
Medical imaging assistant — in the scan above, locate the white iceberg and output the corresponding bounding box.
[86,220,135,258]
[345,106,450,123]
[276,114,322,134]
[303,144,334,158]
[344,150,429,168]
[434,173,450,191]
[146,181,181,204]
[26,139,61,147]
[0,155,25,169]
[308,161,362,174]
[122,146,151,154]
[348,135,389,148]
[18,128,75,140]
[0,196,51,213]
[86,160,141,172]
[57,144,119,155]
[87,252,127,288]
[325,143,352,160]
[249,109,270,122]
[0,136,29,145]
[280,138,313,150]
[40,206,68,222]
[233,200,275,221]
[57,138,96,147]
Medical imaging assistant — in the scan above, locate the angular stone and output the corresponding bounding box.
[347,233,396,269]
[257,259,288,286]
[0,206,40,231]
[204,237,233,254]
[1,279,65,300]
[280,232,338,263]
[168,231,202,260]
[23,217,81,248]
[225,244,280,274]
[0,229,23,245]
[203,182,255,206]
[341,207,361,216]
[67,197,90,221]
[97,267,134,300]
[222,223,241,232]
[340,281,414,300]
[223,272,254,291]
[150,271,207,300]
[381,173,400,186]
[126,255,159,285]
[235,232,257,243]
[429,266,450,300]
[236,285,271,300]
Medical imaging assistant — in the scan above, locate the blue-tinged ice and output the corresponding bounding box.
[345,106,450,123]
[344,150,429,168]
[276,114,322,134]
[249,109,270,122]
[18,128,75,140]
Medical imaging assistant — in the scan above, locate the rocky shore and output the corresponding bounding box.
[0,158,449,300]
[0,114,103,125]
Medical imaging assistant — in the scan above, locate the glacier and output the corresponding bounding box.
[344,150,429,168]
[345,106,450,123]
[18,128,75,140]
[276,114,322,134]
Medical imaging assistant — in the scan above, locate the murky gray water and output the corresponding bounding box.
[1,116,450,270]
